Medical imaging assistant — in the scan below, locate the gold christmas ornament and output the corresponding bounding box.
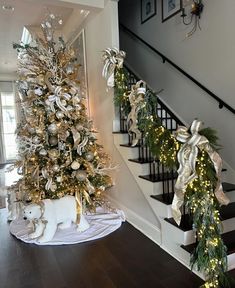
[48,149,60,160]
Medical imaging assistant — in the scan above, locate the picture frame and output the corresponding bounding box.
[70,29,89,113]
[162,0,182,22]
[141,0,157,24]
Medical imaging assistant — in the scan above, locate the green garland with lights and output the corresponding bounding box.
[113,66,230,288]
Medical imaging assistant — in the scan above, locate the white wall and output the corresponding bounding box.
[0,73,17,81]
[119,0,235,171]
[84,0,160,229]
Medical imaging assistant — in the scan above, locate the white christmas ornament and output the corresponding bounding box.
[71,161,80,170]
[34,87,43,96]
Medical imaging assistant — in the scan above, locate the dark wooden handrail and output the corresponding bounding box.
[120,23,235,116]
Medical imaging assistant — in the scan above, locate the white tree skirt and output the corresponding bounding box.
[9,207,125,245]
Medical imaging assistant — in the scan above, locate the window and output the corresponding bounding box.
[1,91,17,161]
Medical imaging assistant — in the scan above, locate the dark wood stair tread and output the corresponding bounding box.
[112,131,128,134]
[151,193,174,205]
[120,143,141,148]
[129,158,154,164]
[220,202,235,221]
[181,230,235,255]
[223,182,235,192]
[165,215,193,232]
[139,172,177,183]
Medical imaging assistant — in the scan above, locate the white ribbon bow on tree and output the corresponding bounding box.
[172,119,230,225]
[102,48,126,87]
[48,86,71,112]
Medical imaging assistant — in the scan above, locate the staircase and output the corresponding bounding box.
[113,66,235,277]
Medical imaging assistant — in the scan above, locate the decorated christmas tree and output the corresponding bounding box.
[10,15,113,217]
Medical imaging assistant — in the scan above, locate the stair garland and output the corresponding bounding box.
[102,49,231,287]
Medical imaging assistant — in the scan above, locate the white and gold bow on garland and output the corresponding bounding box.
[172,119,230,225]
[127,80,146,146]
[102,48,126,87]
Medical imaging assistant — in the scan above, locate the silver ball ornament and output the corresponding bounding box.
[67,105,73,111]
[52,164,60,172]
[48,123,58,135]
[85,152,94,162]
[76,170,87,182]
[56,111,64,119]
[66,64,74,75]
[49,136,58,146]
[39,149,47,156]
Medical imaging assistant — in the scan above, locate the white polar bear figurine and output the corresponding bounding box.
[23,195,90,243]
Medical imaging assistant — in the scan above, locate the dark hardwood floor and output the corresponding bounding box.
[0,208,205,288]
[2,206,235,288]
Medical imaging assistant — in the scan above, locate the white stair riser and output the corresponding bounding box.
[161,218,195,246]
[118,145,140,160]
[228,253,235,271]
[163,218,235,250]
[226,191,235,202]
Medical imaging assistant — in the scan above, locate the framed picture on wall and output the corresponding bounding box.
[141,0,157,24]
[162,0,182,22]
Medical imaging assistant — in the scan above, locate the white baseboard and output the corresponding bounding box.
[107,195,161,245]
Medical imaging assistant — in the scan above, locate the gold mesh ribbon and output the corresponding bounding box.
[75,191,82,224]
[172,119,230,225]
[102,48,126,87]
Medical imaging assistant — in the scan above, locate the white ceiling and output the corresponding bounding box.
[0,0,101,79]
